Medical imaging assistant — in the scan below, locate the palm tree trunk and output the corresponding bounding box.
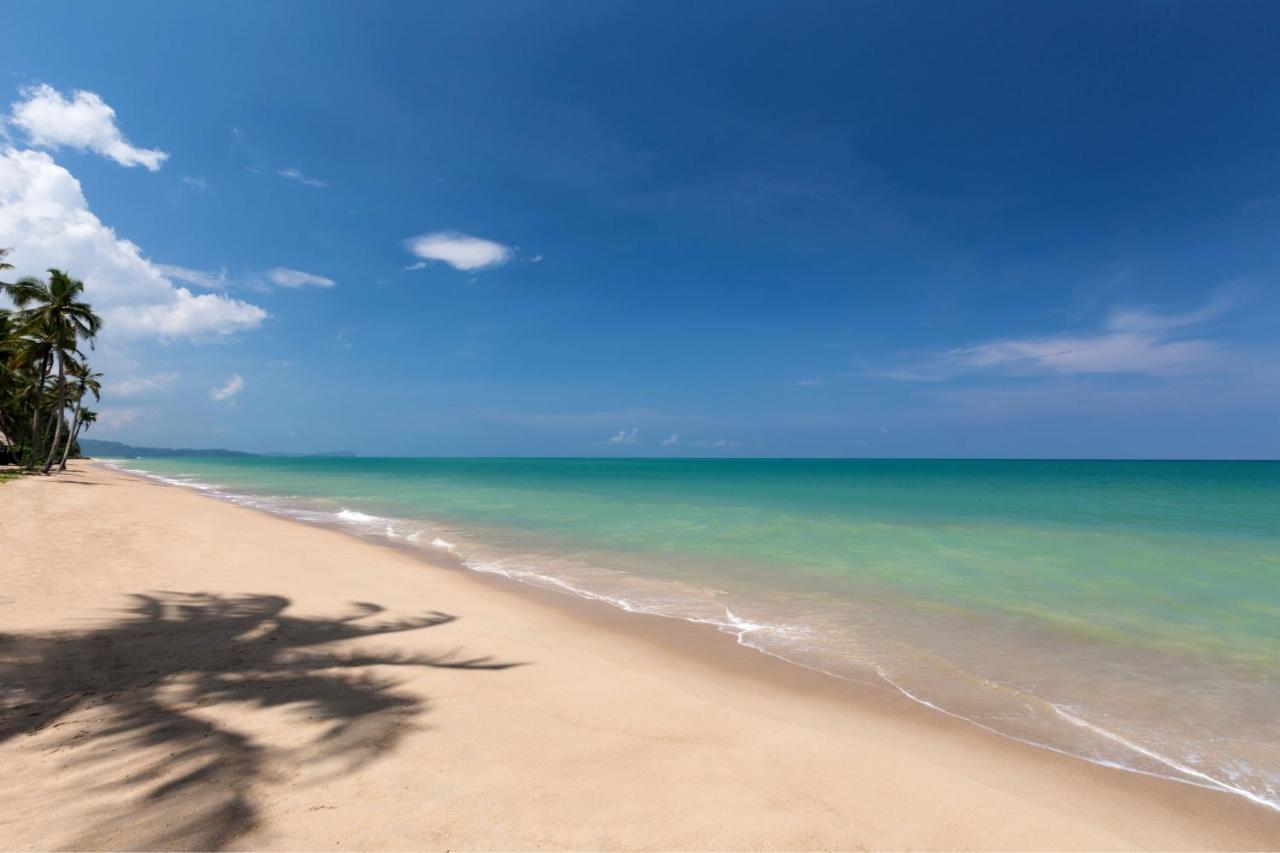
[42,354,67,474]
[0,412,13,460]
[25,354,50,470]
[58,398,83,472]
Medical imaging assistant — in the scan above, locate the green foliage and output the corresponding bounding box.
[0,249,105,472]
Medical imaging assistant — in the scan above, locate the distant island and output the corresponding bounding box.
[79,439,356,459]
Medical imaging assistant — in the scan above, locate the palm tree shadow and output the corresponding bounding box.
[0,592,521,850]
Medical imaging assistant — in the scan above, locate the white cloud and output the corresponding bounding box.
[267,267,335,289]
[0,148,267,341]
[608,427,640,445]
[107,293,267,339]
[798,378,824,387]
[110,371,179,399]
[277,167,327,188]
[180,175,209,191]
[405,231,513,271]
[9,84,168,171]
[209,373,244,402]
[661,433,679,446]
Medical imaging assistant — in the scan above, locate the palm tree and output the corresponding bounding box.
[6,323,57,470]
[2,257,107,472]
[58,364,101,471]
[0,249,20,461]
[0,308,20,461]
[0,248,12,292]
[61,407,97,469]
[8,270,102,473]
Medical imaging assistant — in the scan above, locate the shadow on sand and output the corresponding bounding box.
[0,592,521,849]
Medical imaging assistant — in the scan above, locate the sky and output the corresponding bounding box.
[2,1,1279,458]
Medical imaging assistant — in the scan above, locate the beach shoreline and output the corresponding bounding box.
[2,461,1277,850]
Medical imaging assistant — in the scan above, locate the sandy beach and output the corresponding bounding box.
[1,462,1277,851]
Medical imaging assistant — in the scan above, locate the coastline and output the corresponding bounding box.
[2,462,1277,850]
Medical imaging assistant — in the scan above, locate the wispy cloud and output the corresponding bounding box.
[1104,296,1232,334]
[231,128,326,188]
[110,372,180,399]
[405,231,513,272]
[180,175,209,191]
[946,332,1214,377]
[878,294,1234,382]
[694,438,742,449]
[9,83,168,170]
[97,407,141,430]
[155,265,335,292]
[661,433,679,446]
[156,264,229,290]
[490,408,666,430]
[266,267,335,289]
[209,373,244,402]
[608,428,640,445]
[277,167,327,188]
[798,377,824,387]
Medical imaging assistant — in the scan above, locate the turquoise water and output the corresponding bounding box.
[112,457,1280,809]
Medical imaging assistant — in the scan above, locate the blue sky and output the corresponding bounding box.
[3,1,1279,457]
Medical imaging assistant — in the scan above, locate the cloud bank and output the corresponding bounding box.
[0,148,267,340]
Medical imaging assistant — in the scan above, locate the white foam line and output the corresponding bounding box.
[466,559,648,612]
[1050,704,1279,811]
[109,463,220,494]
[869,666,1279,812]
[336,508,382,523]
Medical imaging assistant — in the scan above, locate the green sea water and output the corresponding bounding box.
[112,457,1280,809]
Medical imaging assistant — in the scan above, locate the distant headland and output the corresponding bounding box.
[79,439,356,459]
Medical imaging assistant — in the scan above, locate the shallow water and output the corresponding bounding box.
[109,456,1280,810]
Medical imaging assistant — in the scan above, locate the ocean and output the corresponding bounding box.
[108,456,1280,810]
